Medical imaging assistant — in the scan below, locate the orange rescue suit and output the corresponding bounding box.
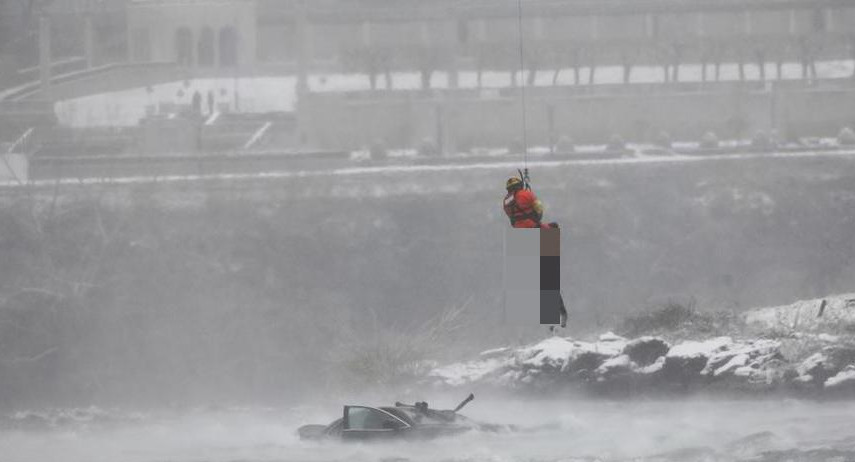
[503,189,543,228]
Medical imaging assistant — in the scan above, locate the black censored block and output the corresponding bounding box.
[540,290,563,324]
[540,256,560,291]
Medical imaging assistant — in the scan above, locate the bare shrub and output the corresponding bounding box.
[326,299,470,389]
[621,298,741,339]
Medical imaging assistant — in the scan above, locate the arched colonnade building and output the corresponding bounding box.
[128,0,256,69]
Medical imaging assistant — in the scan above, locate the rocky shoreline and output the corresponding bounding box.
[429,295,855,397]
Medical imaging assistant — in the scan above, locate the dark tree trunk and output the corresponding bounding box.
[384,69,393,89]
[755,50,766,82]
[621,50,633,84]
[671,45,682,82]
[475,46,484,88]
[421,69,431,90]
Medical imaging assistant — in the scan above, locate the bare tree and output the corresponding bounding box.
[670,41,685,83]
[737,46,746,82]
[620,44,641,84]
[798,36,817,81]
[754,47,766,82]
[657,41,670,83]
[586,45,596,85]
[341,46,392,91]
[570,46,583,85]
[416,45,445,91]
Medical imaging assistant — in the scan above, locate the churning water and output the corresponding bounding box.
[3,398,855,462]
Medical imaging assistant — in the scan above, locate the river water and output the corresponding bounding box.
[2,398,855,462]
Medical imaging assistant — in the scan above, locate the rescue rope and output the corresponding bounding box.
[516,0,529,183]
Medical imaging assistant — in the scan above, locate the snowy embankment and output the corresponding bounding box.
[429,294,855,396]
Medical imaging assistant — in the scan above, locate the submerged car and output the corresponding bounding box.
[297,393,508,441]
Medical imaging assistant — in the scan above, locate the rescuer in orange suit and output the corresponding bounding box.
[503,175,567,328]
[503,177,558,229]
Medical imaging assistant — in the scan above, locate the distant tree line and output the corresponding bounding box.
[340,32,854,90]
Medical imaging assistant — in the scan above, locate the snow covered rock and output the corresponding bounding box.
[623,336,670,367]
[426,326,855,396]
[702,339,783,380]
[660,337,733,385]
[794,346,855,387]
[595,354,632,379]
[825,365,855,390]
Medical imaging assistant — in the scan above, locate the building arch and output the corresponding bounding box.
[219,26,238,67]
[198,26,215,67]
[175,27,194,66]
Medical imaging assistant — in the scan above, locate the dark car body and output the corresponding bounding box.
[297,395,508,441]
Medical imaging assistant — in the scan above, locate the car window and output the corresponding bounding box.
[345,406,406,430]
[379,407,416,425]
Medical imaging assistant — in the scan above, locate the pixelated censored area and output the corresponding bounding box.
[540,257,560,290]
[540,290,564,325]
[504,228,562,325]
[540,227,560,256]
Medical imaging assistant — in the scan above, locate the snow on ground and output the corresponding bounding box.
[744,293,855,333]
[430,356,511,387]
[54,59,855,127]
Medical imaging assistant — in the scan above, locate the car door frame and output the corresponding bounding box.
[341,405,412,440]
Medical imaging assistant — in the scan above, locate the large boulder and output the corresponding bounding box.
[426,328,854,396]
[623,336,670,366]
[662,337,734,382]
[795,345,855,388]
[825,365,855,391]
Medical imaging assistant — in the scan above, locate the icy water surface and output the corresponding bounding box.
[2,399,855,462]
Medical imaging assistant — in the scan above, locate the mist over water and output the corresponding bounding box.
[3,397,855,462]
